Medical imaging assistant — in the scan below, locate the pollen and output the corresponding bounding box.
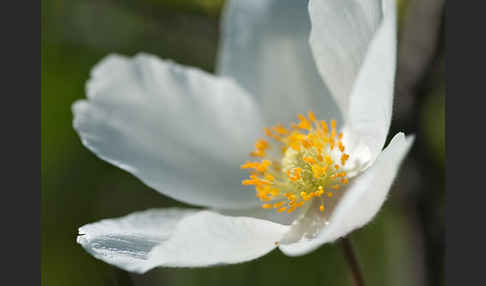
[241,111,351,214]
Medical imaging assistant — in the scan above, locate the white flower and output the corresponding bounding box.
[74,0,414,273]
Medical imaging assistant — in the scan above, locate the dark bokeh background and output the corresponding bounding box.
[42,0,445,285]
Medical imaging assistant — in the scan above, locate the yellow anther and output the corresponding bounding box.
[273,202,285,208]
[303,157,316,164]
[273,124,289,135]
[260,159,271,169]
[264,128,273,138]
[327,192,333,197]
[286,168,302,181]
[341,154,350,165]
[277,207,287,213]
[341,178,349,184]
[288,194,297,203]
[262,204,272,209]
[257,193,271,201]
[320,205,325,212]
[242,160,272,173]
[338,141,345,152]
[289,132,306,142]
[302,139,312,149]
[320,121,329,134]
[287,206,297,213]
[240,162,255,169]
[256,139,269,150]
[308,111,316,122]
[331,120,337,139]
[297,114,311,130]
[242,179,256,186]
[332,185,340,190]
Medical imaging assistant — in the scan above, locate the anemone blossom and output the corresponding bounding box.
[74,0,413,273]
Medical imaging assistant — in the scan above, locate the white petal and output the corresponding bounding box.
[347,0,398,160]
[216,205,302,226]
[279,133,414,256]
[339,125,374,176]
[73,53,265,209]
[308,0,383,117]
[217,0,341,125]
[77,208,196,273]
[77,209,289,273]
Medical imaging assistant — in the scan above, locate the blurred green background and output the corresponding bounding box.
[41,0,445,285]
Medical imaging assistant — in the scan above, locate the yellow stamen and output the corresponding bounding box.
[287,205,297,213]
[273,124,289,135]
[256,139,269,150]
[341,154,350,166]
[295,201,305,208]
[264,128,273,138]
[273,202,285,208]
[297,114,311,130]
[308,111,316,122]
[338,141,345,152]
[241,111,352,215]
[321,121,329,134]
[331,120,337,139]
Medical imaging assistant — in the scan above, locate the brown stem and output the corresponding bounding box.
[341,237,365,286]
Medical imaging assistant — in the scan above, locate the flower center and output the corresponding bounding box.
[241,111,350,214]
